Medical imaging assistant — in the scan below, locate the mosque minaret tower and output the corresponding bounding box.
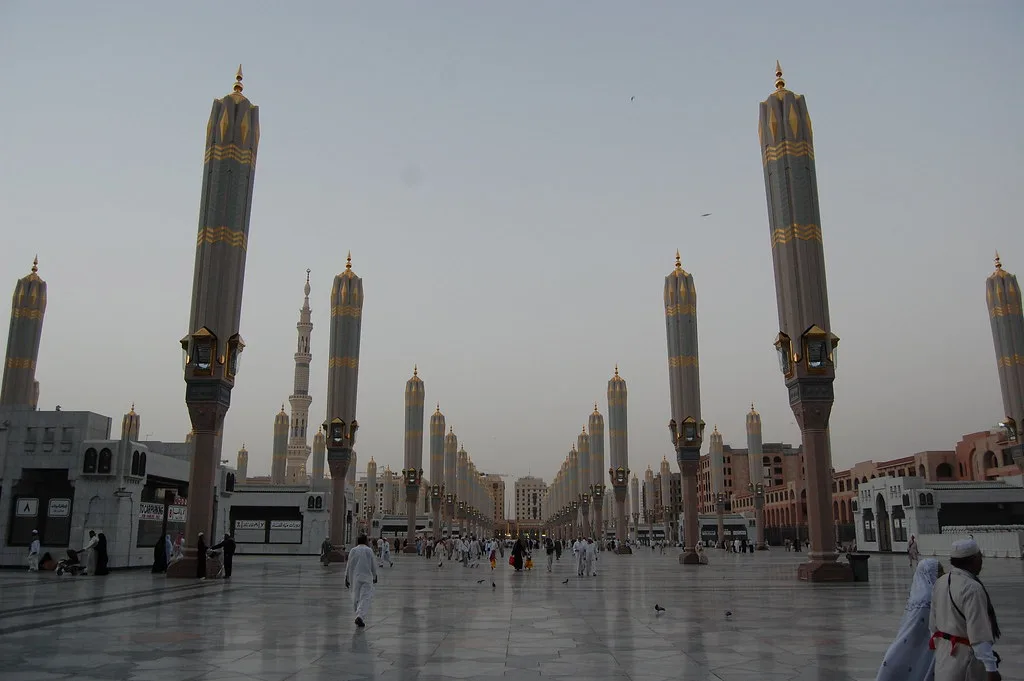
[429,405,446,540]
[746,404,767,548]
[588,405,606,540]
[607,367,630,549]
[1,257,46,409]
[271,406,288,484]
[402,367,425,551]
[311,430,325,483]
[987,253,1024,471]
[237,443,249,482]
[286,270,314,483]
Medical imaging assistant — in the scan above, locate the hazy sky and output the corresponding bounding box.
[2,3,1023,487]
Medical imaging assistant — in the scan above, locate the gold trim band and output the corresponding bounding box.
[197,226,247,250]
[331,305,363,318]
[997,354,1024,367]
[771,223,822,248]
[665,304,697,317]
[990,304,1024,318]
[668,355,698,368]
[204,144,255,165]
[328,357,359,369]
[11,308,44,320]
[5,357,35,369]
[762,140,814,165]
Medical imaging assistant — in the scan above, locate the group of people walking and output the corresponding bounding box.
[876,538,1003,681]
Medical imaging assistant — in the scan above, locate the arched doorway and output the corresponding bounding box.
[875,493,892,552]
[936,462,953,480]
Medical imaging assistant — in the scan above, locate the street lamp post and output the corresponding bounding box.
[715,492,727,547]
[748,482,767,549]
[324,418,357,557]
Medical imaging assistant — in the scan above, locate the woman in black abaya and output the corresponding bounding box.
[511,536,525,571]
[152,535,167,573]
[196,532,207,579]
[94,533,110,576]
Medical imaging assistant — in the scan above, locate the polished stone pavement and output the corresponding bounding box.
[0,548,1021,681]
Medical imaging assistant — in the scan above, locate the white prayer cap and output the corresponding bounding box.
[950,538,980,559]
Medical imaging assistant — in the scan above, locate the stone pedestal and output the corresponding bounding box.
[166,553,223,578]
[327,548,348,563]
[615,546,633,554]
[797,559,854,582]
[679,550,700,565]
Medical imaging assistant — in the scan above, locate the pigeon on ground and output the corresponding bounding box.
[437,560,443,568]
[725,611,733,619]
[630,96,636,101]
[562,578,570,584]
[491,581,496,588]
[477,579,485,584]
[654,604,666,613]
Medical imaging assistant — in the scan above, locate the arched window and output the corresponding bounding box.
[131,451,140,476]
[936,463,954,479]
[833,500,839,520]
[832,481,837,492]
[139,452,146,477]
[307,497,315,510]
[854,478,860,489]
[918,465,926,479]
[982,451,998,474]
[83,448,98,473]
[926,493,934,506]
[98,448,113,474]
[919,492,927,506]
[862,477,868,484]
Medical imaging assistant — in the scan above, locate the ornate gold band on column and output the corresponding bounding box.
[668,355,698,368]
[997,354,1024,367]
[665,304,697,316]
[990,304,1024,318]
[197,226,247,250]
[11,308,44,320]
[770,223,822,248]
[204,143,255,165]
[331,305,363,318]
[327,356,359,368]
[762,140,814,165]
[5,358,36,369]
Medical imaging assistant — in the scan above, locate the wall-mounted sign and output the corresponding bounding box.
[16,498,38,517]
[270,520,301,530]
[234,520,266,530]
[173,497,187,506]
[138,502,164,521]
[167,505,187,523]
[47,499,71,517]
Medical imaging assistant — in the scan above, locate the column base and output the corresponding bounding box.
[796,560,853,582]
[402,546,418,554]
[756,544,769,551]
[679,551,701,565]
[615,546,633,555]
[165,555,223,579]
[328,549,348,563]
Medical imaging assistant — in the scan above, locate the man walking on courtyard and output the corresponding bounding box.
[930,538,1002,680]
[346,535,379,628]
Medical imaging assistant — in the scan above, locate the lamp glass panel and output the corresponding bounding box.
[193,341,213,372]
[807,339,828,368]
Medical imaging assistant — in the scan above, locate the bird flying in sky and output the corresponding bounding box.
[701,213,712,217]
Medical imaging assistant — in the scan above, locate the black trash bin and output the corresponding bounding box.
[847,553,870,582]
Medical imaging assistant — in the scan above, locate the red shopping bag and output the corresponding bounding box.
[508,555,515,566]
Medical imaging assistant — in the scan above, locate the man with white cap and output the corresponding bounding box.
[929,538,1002,680]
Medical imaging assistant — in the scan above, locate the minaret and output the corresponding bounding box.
[366,457,377,522]
[643,465,655,540]
[444,426,457,535]
[286,270,314,484]
[746,404,767,548]
[659,456,673,542]
[237,443,248,482]
[760,63,846,580]
[567,445,579,535]
[576,426,592,537]
[1,257,46,409]
[170,68,259,578]
[607,367,630,548]
[665,251,705,564]
[121,404,141,441]
[311,430,325,483]
[402,366,425,550]
[324,252,363,548]
[709,426,725,544]
[429,405,446,539]
[987,253,1024,472]
[271,405,288,484]
[456,444,468,536]
[383,466,394,514]
[589,404,607,542]
[629,474,640,543]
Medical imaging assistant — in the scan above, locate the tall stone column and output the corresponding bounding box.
[607,368,630,550]
[169,67,258,579]
[644,466,655,543]
[709,427,725,545]
[629,474,640,543]
[311,430,325,484]
[746,405,767,549]
[366,457,377,533]
[429,405,445,539]
[567,446,579,536]
[588,405,606,542]
[383,466,394,514]
[664,252,705,564]
[987,255,1024,470]
[457,445,468,537]
[324,254,363,550]
[444,426,457,537]
[402,367,425,551]
[659,457,673,542]
[271,406,288,484]
[760,63,849,581]
[1,257,46,410]
[576,427,592,537]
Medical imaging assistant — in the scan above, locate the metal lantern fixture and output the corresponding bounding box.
[774,332,794,378]
[182,327,217,376]
[1001,417,1018,442]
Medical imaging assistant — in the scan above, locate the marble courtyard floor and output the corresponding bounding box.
[0,549,1021,681]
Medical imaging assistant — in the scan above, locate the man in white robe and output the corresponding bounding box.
[345,535,379,627]
[929,538,1002,681]
[82,531,98,575]
[572,538,585,576]
[585,538,598,576]
[378,536,392,567]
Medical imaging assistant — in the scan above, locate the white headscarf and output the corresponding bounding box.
[905,558,940,612]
